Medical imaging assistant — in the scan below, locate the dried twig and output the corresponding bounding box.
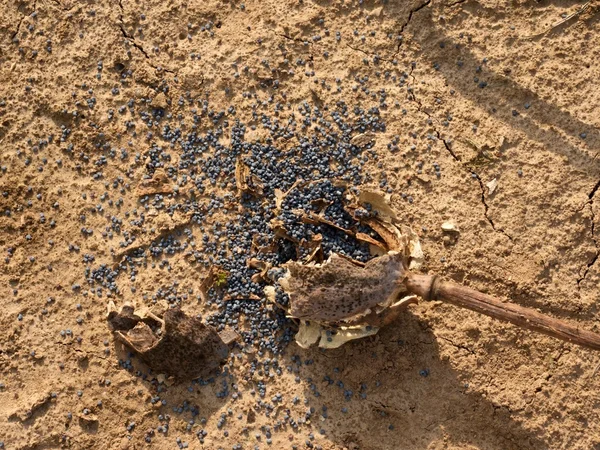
[524,1,594,39]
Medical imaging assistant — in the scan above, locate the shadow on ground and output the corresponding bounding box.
[407,1,600,175]
[295,310,547,450]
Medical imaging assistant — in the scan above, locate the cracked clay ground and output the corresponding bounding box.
[1,0,600,449]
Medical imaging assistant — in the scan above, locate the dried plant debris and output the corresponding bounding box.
[135,168,175,197]
[199,266,218,303]
[265,187,423,348]
[235,158,264,196]
[295,322,380,349]
[107,303,233,381]
[111,210,192,262]
[88,105,392,355]
[349,189,423,269]
[274,251,418,348]
[350,132,377,147]
[293,300,418,349]
[274,180,305,211]
[441,220,460,233]
[356,189,398,221]
[486,177,499,195]
[282,252,408,323]
[269,180,376,264]
[248,258,273,283]
[355,232,387,255]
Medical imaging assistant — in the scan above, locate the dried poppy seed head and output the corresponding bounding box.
[281,252,407,323]
[107,304,234,381]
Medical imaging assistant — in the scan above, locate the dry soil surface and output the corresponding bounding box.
[1,0,600,449]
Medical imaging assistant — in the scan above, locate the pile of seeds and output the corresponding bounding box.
[87,98,388,354]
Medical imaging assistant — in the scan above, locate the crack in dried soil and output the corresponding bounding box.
[276,33,309,44]
[396,0,432,52]
[11,15,26,40]
[394,0,513,241]
[11,0,38,40]
[407,67,513,240]
[470,170,513,241]
[439,335,476,355]
[117,0,175,75]
[577,178,600,287]
[344,43,396,64]
[49,0,75,12]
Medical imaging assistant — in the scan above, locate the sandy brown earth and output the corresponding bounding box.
[1,0,600,449]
